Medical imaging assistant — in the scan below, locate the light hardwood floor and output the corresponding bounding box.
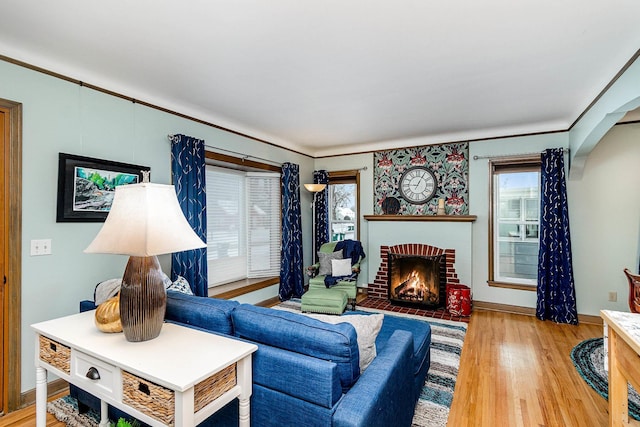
[0,310,608,426]
[448,309,607,426]
[0,390,68,427]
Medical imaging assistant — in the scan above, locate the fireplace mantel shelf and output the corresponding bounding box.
[364,215,477,222]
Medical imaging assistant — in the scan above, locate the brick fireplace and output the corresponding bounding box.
[368,243,460,302]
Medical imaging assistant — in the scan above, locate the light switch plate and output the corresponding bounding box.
[30,239,52,256]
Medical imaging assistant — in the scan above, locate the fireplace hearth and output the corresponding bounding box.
[388,253,446,309]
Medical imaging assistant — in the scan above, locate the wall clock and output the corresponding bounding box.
[399,166,437,204]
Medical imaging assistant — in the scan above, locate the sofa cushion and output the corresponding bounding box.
[165,291,239,336]
[231,304,360,393]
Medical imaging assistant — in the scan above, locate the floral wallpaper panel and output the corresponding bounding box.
[374,142,469,215]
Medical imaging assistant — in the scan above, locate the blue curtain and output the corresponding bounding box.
[170,134,208,297]
[280,163,304,300]
[313,170,329,251]
[536,148,578,324]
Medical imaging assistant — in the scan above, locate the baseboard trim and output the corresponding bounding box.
[20,378,68,409]
[473,300,602,325]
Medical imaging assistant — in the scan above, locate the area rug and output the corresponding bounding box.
[571,337,640,420]
[277,300,467,427]
[47,394,100,427]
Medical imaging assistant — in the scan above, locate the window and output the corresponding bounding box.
[328,170,360,242]
[205,164,281,287]
[489,157,541,289]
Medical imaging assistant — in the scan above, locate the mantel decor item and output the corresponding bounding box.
[304,183,327,263]
[57,153,151,222]
[85,182,206,342]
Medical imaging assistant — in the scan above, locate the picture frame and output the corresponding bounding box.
[56,153,151,222]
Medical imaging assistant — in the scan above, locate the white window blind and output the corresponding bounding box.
[206,166,281,287]
[246,172,281,278]
[206,166,247,286]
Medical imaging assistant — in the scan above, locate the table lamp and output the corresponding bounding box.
[85,182,206,342]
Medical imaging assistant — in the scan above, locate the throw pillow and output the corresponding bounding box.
[312,313,384,373]
[317,251,344,276]
[161,271,172,289]
[275,306,384,373]
[331,258,352,277]
[166,276,194,295]
[94,278,122,305]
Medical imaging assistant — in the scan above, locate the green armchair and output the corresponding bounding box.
[307,240,365,310]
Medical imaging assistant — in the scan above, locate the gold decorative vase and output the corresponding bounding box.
[95,293,123,333]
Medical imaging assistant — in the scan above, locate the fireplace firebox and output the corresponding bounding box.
[388,253,446,309]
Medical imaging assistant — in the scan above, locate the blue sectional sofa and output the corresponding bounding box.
[72,291,432,427]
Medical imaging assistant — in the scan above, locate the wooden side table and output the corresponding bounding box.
[600,310,640,427]
[32,311,257,427]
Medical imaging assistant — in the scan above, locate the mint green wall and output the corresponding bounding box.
[1,60,313,393]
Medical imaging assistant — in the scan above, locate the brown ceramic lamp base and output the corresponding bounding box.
[120,255,166,342]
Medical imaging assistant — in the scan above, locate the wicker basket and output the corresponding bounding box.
[39,336,70,374]
[194,363,236,412]
[122,362,237,425]
[123,371,175,425]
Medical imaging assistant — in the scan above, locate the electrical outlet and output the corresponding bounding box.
[608,291,617,302]
[30,239,52,256]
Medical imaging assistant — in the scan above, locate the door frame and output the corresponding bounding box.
[0,98,22,413]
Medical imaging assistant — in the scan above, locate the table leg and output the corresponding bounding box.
[174,387,195,427]
[237,357,253,427]
[35,366,47,427]
[99,400,110,427]
[608,330,628,426]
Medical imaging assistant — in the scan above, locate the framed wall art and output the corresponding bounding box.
[56,153,151,222]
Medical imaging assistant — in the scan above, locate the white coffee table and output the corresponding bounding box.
[32,311,257,427]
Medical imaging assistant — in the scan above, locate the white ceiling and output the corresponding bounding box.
[1,1,639,157]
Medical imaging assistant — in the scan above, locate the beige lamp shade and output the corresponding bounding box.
[304,183,326,193]
[84,183,206,256]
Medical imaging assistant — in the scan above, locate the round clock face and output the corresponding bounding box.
[399,166,437,204]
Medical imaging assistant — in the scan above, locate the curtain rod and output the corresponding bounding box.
[472,148,569,161]
[168,134,282,166]
[326,166,368,172]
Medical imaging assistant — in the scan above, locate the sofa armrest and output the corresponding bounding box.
[306,263,320,277]
[352,262,361,274]
[252,343,343,408]
[333,330,416,427]
[80,300,97,312]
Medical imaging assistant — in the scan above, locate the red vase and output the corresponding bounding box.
[446,284,472,316]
